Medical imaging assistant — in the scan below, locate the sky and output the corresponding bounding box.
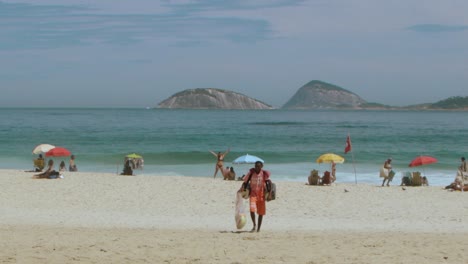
[1,0,467,108]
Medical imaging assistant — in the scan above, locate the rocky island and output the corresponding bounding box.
[155,81,467,111]
[157,88,273,109]
[281,80,366,109]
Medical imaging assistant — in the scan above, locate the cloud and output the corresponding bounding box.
[407,24,468,33]
[0,1,307,51]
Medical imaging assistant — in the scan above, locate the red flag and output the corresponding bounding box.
[344,135,352,154]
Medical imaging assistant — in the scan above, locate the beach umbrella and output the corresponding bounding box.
[232,154,264,164]
[408,155,437,167]
[126,153,143,159]
[32,144,55,154]
[316,153,345,164]
[45,147,71,157]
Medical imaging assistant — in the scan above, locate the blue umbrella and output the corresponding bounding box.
[232,154,264,164]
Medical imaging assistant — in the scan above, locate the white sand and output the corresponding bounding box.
[1,169,467,263]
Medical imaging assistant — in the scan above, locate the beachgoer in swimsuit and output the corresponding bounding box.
[381,158,393,187]
[331,161,336,183]
[459,157,467,173]
[69,154,78,171]
[209,148,230,179]
[59,160,67,172]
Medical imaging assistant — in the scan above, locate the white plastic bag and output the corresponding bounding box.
[235,192,247,229]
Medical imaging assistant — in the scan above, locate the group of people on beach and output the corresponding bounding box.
[209,149,238,181]
[33,154,77,179]
[379,156,467,190]
[307,162,337,186]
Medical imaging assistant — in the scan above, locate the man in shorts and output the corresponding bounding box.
[240,161,271,232]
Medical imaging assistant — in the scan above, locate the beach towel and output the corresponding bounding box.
[235,192,247,229]
[380,167,389,178]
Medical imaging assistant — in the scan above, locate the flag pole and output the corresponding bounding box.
[351,148,357,184]
[346,132,358,184]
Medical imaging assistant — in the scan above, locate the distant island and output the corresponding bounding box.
[281,80,366,109]
[157,88,273,109]
[155,80,468,110]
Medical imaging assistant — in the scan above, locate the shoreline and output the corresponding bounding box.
[1,169,467,263]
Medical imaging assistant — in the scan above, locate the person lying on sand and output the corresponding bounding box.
[33,160,60,179]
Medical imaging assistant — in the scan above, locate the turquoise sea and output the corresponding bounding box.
[1,108,467,186]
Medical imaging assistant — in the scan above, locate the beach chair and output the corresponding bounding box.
[308,170,321,185]
[411,171,422,186]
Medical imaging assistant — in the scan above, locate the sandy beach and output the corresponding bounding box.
[1,169,467,263]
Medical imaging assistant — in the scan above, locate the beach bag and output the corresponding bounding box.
[265,180,276,201]
[388,170,395,181]
[235,192,247,229]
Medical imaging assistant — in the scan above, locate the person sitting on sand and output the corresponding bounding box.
[33,154,45,172]
[308,170,321,185]
[34,160,59,179]
[223,166,236,180]
[222,166,230,180]
[445,171,465,191]
[59,160,67,172]
[121,159,133,176]
[322,171,332,185]
[421,176,429,186]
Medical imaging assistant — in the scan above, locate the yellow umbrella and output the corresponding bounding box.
[126,153,143,159]
[316,153,345,164]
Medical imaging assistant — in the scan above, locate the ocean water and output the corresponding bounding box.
[1,108,467,186]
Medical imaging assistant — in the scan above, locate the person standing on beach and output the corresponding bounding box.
[380,158,393,186]
[239,161,271,232]
[459,157,467,174]
[69,155,78,172]
[331,161,337,183]
[209,148,230,179]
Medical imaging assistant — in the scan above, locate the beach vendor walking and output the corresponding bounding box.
[209,148,230,179]
[380,158,394,187]
[239,161,271,232]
